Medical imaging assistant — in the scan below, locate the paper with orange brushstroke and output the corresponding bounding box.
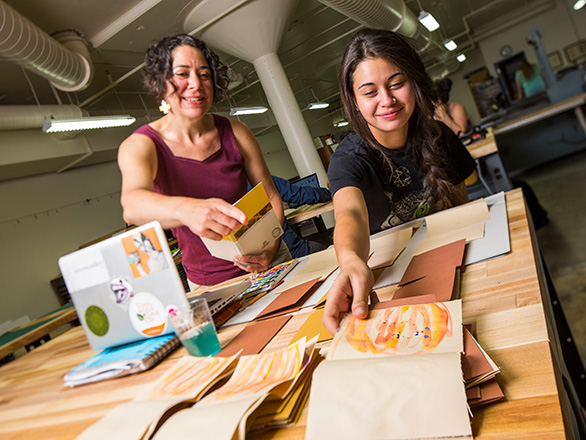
[328,300,463,361]
[147,355,239,400]
[152,338,315,440]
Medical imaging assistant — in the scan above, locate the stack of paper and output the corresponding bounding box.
[247,350,323,434]
[153,337,317,440]
[462,327,504,407]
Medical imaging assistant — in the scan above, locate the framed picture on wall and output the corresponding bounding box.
[563,40,586,64]
[548,51,563,70]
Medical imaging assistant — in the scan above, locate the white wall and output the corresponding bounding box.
[0,162,125,324]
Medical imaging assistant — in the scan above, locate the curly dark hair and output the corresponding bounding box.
[339,28,458,212]
[434,78,453,105]
[142,34,230,103]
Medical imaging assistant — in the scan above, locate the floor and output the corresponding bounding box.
[516,149,586,378]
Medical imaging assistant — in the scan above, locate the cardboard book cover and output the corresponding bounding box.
[202,183,283,261]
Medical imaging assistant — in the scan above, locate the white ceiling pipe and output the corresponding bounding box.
[0,105,86,131]
[316,0,432,51]
[0,2,93,92]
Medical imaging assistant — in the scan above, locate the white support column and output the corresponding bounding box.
[253,52,328,186]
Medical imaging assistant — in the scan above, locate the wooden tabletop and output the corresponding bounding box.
[465,128,498,160]
[0,304,78,360]
[494,92,586,135]
[0,189,572,439]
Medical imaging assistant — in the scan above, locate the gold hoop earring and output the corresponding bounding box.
[159,99,170,114]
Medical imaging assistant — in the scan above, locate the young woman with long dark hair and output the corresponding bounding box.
[323,29,476,334]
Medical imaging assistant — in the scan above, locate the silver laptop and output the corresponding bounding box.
[58,221,190,351]
[191,279,252,316]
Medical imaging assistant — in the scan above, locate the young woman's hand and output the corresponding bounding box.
[322,255,374,335]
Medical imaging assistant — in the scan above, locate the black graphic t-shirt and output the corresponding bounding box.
[328,122,476,234]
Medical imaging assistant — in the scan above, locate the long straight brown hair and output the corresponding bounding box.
[338,28,459,211]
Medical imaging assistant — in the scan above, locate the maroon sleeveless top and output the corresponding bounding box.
[133,114,247,285]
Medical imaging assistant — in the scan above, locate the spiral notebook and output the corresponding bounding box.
[64,333,179,387]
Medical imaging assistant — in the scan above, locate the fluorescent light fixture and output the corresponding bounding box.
[229,106,268,116]
[307,102,330,110]
[574,0,586,10]
[457,53,467,62]
[334,121,349,127]
[444,39,457,51]
[418,11,440,32]
[307,89,330,110]
[42,115,136,133]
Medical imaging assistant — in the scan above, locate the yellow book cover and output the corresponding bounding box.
[201,183,283,261]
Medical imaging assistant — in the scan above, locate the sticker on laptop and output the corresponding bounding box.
[121,227,169,278]
[109,276,134,304]
[85,305,109,337]
[128,292,168,337]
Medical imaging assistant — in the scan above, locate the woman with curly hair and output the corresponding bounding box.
[118,34,287,288]
[323,29,476,335]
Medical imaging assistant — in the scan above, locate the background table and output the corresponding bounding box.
[0,190,583,439]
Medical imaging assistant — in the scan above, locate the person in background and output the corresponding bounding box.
[117,34,288,289]
[433,78,471,136]
[323,29,476,335]
[515,59,546,99]
[271,175,332,258]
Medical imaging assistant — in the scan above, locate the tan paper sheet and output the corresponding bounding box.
[274,247,338,292]
[305,353,472,440]
[367,226,413,269]
[372,294,437,309]
[414,199,490,255]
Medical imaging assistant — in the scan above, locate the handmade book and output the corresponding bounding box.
[305,300,473,440]
[152,337,317,440]
[64,334,179,387]
[201,183,283,261]
[75,354,240,440]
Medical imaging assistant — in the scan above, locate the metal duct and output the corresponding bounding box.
[316,0,432,51]
[0,2,93,92]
